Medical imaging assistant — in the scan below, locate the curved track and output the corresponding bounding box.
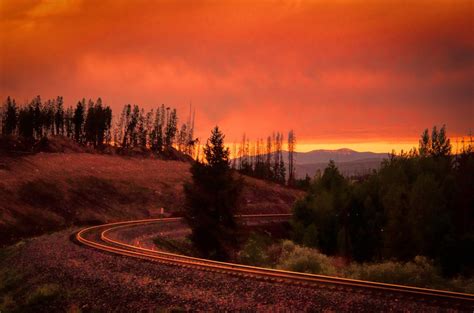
[76,214,474,310]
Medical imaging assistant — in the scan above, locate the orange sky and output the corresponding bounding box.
[1,0,473,153]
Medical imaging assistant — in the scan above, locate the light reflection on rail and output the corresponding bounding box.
[76,214,474,309]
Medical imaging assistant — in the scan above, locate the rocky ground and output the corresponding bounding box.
[0,229,461,312]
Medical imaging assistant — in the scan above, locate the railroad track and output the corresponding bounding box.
[76,214,474,310]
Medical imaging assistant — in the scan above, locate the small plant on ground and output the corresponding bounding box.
[238,233,271,266]
[276,240,337,275]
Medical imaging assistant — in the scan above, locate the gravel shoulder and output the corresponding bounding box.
[0,229,457,312]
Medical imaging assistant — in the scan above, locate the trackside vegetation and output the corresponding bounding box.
[238,238,474,293]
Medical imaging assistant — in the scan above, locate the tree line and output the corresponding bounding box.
[291,125,473,276]
[231,130,297,186]
[0,96,197,156]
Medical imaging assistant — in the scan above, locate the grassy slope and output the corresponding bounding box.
[0,152,302,245]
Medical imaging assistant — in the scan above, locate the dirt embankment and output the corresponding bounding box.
[0,152,303,245]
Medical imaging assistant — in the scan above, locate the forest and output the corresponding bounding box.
[232,131,297,186]
[0,96,303,187]
[0,95,196,158]
[291,126,473,277]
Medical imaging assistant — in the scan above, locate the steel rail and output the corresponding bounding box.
[76,215,474,309]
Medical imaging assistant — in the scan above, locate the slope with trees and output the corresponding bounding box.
[291,126,473,276]
[0,96,197,159]
[233,130,300,187]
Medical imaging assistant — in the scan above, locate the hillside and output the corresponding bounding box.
[0,152,302,246]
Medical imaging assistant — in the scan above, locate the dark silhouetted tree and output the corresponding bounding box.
[18,104,34,139]
[2,97,17,136]
[239,133,252,174]
[178,123,188,152]
[165,108,177,148]
[265,135,273,179]
[32,96,43,139]
[84,99,96,145]
[273,132,286,184]
[43,99,55,136]
[288,129,296,185]
[184,126,242,260]
[419,128,430,156]
[54,96,64,135]
[73,100,85,142]
[292,160,350,255]
[137,108,147,149]
[64,106,74,138]
[432,125,451,157]
[150,105,165,152]
[84,98,112,147]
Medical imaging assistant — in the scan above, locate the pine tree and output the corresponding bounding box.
[183,126,243,260]
[421,125,452,157]
[254,138,266,178]
[137,108,147,149]
[178,123,188,152]
[54,96,64,135]
[265,135,273,179]
[73,100,85,143]
[150,105,164,152]
[129,105,140,147]
[278,132,286,184]
[84,99,96,146]
[64,107,74,138]
[43,99,55,136]
[186,108,196,155]
[18,105,34,139]
[144,109,154,148]
[103,106,112,145]
[288,130,296,185]
[2,97,17,136]
[118,104,131,148]
[165,108,178,148]
[273,132,285,183]
[32,96,43,139]
[434,125,451,157]
[18,104,34,139]
[419,128,430,156]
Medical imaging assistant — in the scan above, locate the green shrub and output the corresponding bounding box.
[345,256,443,288]
[276,240,336,275]
[238,234,270,266]
[447,276,474,294]
[23,283,62,312]
[0,270,23,312]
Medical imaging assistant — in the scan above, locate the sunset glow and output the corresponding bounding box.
[1,0,472,152]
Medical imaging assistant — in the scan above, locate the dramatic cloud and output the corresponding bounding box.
[1,0,472,151]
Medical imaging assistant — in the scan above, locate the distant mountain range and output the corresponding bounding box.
[233,148,389,178]
[291,149,389,178]
[289,148,388,164]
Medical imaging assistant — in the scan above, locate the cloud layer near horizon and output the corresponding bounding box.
[1,0,473,147]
